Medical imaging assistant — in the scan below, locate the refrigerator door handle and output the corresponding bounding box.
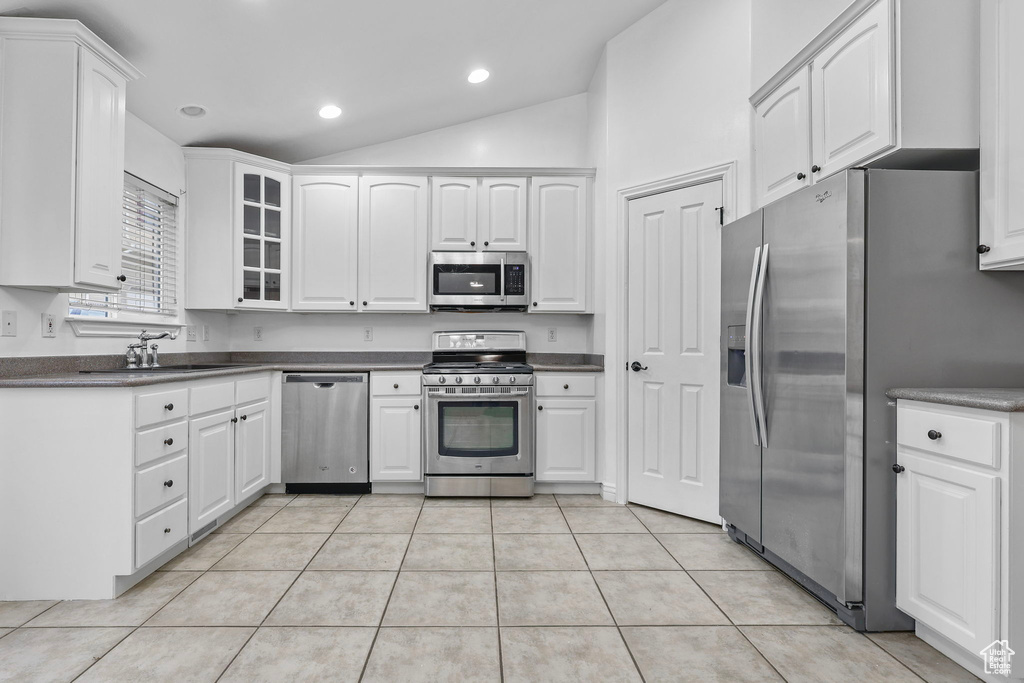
[751,243,770,447]
[745,246,762,446]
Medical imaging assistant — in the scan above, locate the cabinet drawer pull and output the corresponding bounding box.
[164,479,174,487]
[564,384,569,390]
[164,403,174,411]
[927,430,942,441]
[237,297,243,303]
[164,527,171,534]
[363,301,368,306]
[484,241,489,247]
[350,301,355,306]
[164,438,173,446]
[231,417,238,424]
[470,241,476,247]
[394,383,399,389]
[796,172,806,180]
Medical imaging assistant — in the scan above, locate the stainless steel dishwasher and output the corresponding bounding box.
[281,373,369,493]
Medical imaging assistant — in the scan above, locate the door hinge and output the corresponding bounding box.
[714,206,724,225]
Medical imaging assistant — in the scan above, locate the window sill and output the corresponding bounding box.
[65,317,183,339]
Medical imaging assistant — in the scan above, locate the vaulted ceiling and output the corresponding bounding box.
[0,0,665,161]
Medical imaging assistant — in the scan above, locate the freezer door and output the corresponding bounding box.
[760,171,864,605]
[719,210,765,542]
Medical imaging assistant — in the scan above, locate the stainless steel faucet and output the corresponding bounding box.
[125,329,178,368]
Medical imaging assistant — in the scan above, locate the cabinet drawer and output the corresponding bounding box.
[136,387,189,429]
[136,498,188,569]
[136,453,187,517]
[896,404,1002,469]
[371,373,422,397]
[236,374,270,405]
[135,420,188,467]
[536,374,596,398]
[190,381,235,416]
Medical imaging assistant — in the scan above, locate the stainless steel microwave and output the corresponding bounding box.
[428,252,529,311]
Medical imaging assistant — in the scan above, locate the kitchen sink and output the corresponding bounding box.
[80,364,249,374]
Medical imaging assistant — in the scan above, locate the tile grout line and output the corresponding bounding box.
[211,495,352,682]
[355,497,424,683]
[557,496,648,683]
[491,499,505,683]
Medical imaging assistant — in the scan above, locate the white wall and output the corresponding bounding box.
[0,113,231,359]
[302,94,590,167]
[750,0,852,89]
[592,0,754,493]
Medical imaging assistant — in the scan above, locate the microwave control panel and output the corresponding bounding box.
[504,264,526,295]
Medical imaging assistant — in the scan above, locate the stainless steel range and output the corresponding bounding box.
[422,331,534,497]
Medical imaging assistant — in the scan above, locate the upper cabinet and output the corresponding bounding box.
[0,18,141,292]
[530,177,590,313]
[979,0,1024,270]
[184,150,291,310]
[359,176,429,312]
[430,176,527,252]
[291,175,359,311]
[752,0,979,208]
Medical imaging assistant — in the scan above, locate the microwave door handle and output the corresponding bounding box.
[744,246,762,446]
[751,243,769,447]
[500,257,506,302]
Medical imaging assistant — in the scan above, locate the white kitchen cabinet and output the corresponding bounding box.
[754,69,812,206]
[188,408,236,532]
[430,177,528,252]
[370,372,422,482]
[358,176,428,311]
[0,17,140,292]
[894,399,1023,678]
[431,177,478,251]
[752,0,979,207]
[529,177,590,313]
[979,0,1024,270]
[235,399,271,501]
[291,175,359,310]
[535,374,597,482]
[184,149,291,310]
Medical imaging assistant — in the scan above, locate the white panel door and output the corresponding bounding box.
[358,176,428,311]
[536,398,596,482]
[74,47,126,291]
[627,181,722,522]
[370,398,422,481]
[291,175,359,310]
[235,400,270,502]
[431,177,477,251]
[896,450,1000,654]
[480,178,527,251]
[810,0,894,179]
[530,177,588,312]
[188,409,235,531]
[755,68,812,207]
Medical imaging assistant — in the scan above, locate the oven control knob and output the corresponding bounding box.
[492,376,500,384]
[438,376,446,384]
[455,376,463,384]
[474,376,481,384]
[509,376,516,384]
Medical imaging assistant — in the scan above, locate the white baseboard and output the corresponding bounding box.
[371,482,426,494]
[916,623,1016,682]
[535,482,602,494]
[601,482,617,502]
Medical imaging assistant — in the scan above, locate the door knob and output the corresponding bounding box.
[630,361,648,372]
[892,464,905,474]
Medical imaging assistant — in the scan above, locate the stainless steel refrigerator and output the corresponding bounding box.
[721,169,1024,631]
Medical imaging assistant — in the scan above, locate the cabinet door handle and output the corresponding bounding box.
[977,245,991,254]
[927,430,942,440]
[532,302,538,307]
[116,274,127,282]
[164,438,174,446]
[564,384,569,390]
[350,301,355,306]
[164,403,174,411]
[164,479,174,487]
[484,241,489,247]
[363,301,368,306]
[241,415,248,421]
[796,172,806,180]
[164,527,171,534]
[414,404,419,410]
[538,405,544,411]
[892,464,905,474]
[231,417,238,423]
[811,164,821,173]
[237,297,243,303]
[470,241,476,247]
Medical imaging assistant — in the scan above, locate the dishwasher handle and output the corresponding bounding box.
[284,374,367,384]
[314,383,335,389]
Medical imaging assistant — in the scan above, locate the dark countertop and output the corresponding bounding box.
[886,388,1024,412]
[0,352,604,388]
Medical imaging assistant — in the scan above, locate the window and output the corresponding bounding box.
[69,173,178,318]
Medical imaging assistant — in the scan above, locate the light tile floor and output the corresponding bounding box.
[0,493,979,682]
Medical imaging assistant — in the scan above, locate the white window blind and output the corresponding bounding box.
[70,173,178,317]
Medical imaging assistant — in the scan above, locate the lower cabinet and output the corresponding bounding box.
[535,374,597,482]
[894,399,1017,672]
[370,372,422,482]
[235,399,271,500]
[188,408,236,532]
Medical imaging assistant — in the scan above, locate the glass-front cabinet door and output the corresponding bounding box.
[235,163,290,309]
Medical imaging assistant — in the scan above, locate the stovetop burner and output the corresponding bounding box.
[422,361,533,374]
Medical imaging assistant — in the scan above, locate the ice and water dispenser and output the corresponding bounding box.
[727,325,747,387]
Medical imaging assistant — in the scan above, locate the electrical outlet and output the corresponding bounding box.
[363,327,373,342]
[547,327,557,342]
[1,310,16,337]
[41,313,57,338]
[253,326,264,342]
[186,325,198,342]
[202,324,210,341]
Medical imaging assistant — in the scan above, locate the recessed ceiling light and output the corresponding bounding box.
[318,105,342,119]
[177,104,207,118]
[467,69,490,84]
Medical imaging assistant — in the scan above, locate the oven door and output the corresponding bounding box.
[425,387,534,475]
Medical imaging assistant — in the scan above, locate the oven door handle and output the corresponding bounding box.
[500,256,506,302]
